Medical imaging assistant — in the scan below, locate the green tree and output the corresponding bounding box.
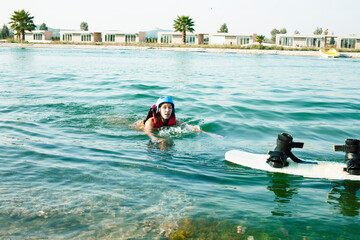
[323,28,328,35]
[39,23,48,30]
[1,24,10,39]
[330,32,336,45]
[80,21,88,31]
[173,15,195,44]
[9,9,36,41]
[218,23,228,33]
[270,28,280,43]
[329,37,336,45]
[313,27,323,35]
[256,35,265,45]
[280,27,287,34]
[294,30,300,34]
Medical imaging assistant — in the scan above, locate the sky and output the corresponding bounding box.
[1,0,359,36]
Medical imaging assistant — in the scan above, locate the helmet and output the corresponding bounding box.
[155,96,175,114]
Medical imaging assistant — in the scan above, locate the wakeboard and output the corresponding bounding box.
[225,150,360,180]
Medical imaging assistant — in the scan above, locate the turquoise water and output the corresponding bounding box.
[1,47,360,239]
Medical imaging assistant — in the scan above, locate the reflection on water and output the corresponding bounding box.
[327,180,360,216]
[267,172,302,216]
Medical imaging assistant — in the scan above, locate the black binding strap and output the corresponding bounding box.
[267,133,317,167]
[291,142,304,149]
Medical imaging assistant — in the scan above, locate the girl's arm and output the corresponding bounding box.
[144,117,163,142]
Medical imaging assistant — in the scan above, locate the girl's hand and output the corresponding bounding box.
[151,136,164,143]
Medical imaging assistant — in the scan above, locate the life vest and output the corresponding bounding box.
[144,104,176,128]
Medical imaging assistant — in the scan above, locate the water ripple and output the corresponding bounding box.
[1,47,360,239]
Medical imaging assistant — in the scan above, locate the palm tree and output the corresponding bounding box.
[9,9,36,41]
[173,15,195,44]
[256,35,265,45]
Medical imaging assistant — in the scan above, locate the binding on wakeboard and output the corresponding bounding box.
[334,139,360,175]
[266,133,307,168]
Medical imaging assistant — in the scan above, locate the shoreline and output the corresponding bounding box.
[1,42,360,58]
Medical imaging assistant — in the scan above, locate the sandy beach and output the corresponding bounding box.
[1,42,360,58]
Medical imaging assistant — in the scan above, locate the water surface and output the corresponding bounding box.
[1,47,360,239]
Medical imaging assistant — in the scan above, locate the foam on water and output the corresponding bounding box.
[158,124,201,138]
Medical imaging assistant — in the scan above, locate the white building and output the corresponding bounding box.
[60,31,145,43]
[157,32,202,44]
[158,32,257,46]
[102,31,145,43]
[60,31,102,43]
[276,34,325,48]
[337,36,360,49]
[24,30,53,42]
[209,33,257,46]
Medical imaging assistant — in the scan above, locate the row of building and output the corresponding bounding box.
[25,30,257,46]
[24,30,360,49]
[276,34,360,49]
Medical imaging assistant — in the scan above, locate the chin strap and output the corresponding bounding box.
[161,117,169,126]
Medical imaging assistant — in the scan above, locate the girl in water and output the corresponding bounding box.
[135,96,219,143]
[142,96,181,142]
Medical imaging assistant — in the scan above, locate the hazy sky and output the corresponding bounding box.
[1,0,359,36]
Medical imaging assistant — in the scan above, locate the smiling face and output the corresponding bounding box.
[159,103,173,120]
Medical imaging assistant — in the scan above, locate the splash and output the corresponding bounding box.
[158,124,201,138]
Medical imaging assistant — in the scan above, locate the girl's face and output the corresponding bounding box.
[159,103,173,120]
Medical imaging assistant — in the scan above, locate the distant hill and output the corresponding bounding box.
[144,28,172,39]
[47,27,61,36]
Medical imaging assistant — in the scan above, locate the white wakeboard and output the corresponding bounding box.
[225,150,360,180]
